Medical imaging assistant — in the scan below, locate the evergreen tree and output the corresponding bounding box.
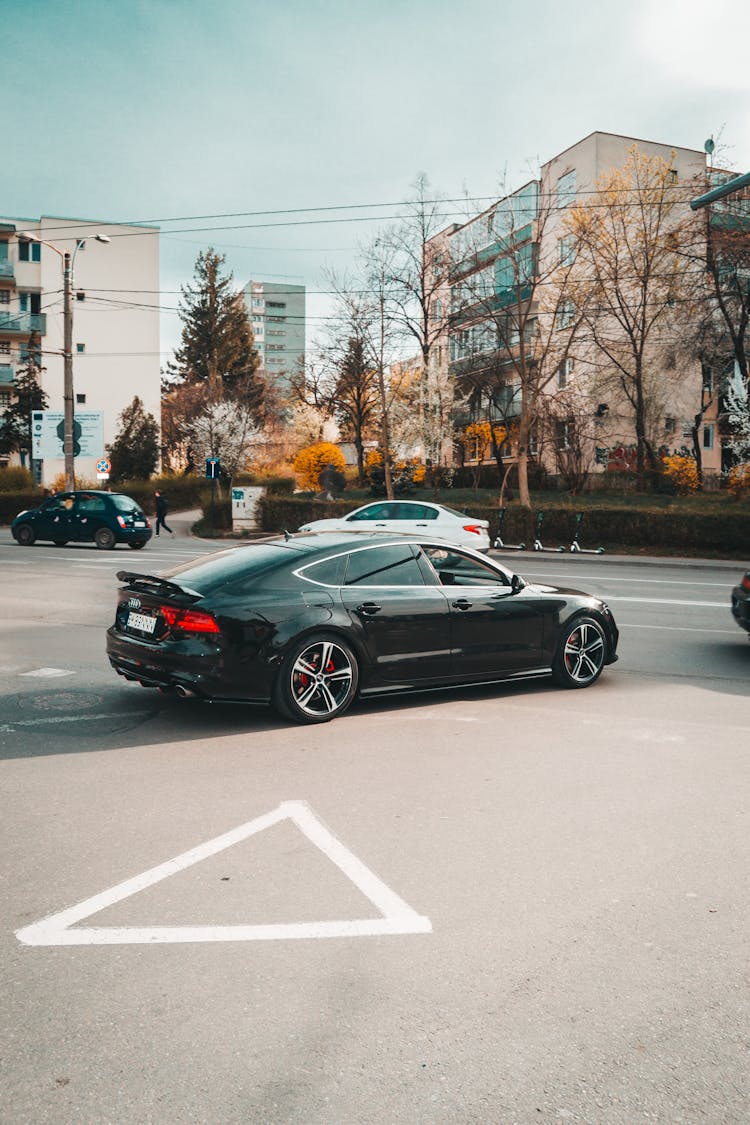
[0,331,48,460]
[167,248,264,414]
[107,395,160,482]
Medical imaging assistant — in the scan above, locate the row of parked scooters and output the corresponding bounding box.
[493,510,605,554]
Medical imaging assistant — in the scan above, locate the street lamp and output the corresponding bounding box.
[20,231,110,490]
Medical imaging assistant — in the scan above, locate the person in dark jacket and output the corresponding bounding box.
[154,490,174,536]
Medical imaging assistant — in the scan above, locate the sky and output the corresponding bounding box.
[3,0,750,362]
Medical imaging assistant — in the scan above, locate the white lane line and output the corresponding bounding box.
[524,572,731,588]
[617,623,739,634]
[607,596,726,608]
[0,710,151,731]
[16,801,432,947]
[18,667,75,678]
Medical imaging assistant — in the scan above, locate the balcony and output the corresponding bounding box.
[0,312,46,336]
[0,259,15,282]
[0,362,14,386]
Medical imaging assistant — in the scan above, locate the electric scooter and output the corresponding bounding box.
[492,507,526,550]
[568,512,604,554]
[532,510,565,553]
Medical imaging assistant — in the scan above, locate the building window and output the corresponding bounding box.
[252,298,264,308]
[0,291,9,304]
[0,389,12,408]
[266,301,286,309]
[558,235,576,265]
[267,343,284,351]
[76,291,86,302]
[0,341,10,353]
[701,363,714,393]
[664,416,676,433]
[557,358,573,388]
[19,292,41,314]
[268,315,286,322]
[76,343,85,353]
[556,419,573,450]
[18,241,41,263]
[703,424,714,450]
[556,300,574,330]
[557,170,577,208]
[76,393,86,404]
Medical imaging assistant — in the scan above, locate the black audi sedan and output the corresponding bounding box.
[106,532,619,724]
[12,490,152,550]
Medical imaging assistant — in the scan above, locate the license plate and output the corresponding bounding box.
[127,611,156,634]
[133,520,146,528]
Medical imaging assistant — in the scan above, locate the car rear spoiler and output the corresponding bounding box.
[116,571,201,599]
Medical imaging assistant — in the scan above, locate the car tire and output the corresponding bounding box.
[16,524,36,546]
[272,633,359,724]
[53,540,68,547]
[128,541,146,550]
[95,526,116,550]
[552,614,607,689]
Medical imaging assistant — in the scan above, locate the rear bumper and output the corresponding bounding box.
[106,627,271,702]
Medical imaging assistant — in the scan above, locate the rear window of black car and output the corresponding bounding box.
[165,545,293,595]
[111,495,143,515]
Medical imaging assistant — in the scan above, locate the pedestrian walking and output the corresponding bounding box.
[154,490,174,536]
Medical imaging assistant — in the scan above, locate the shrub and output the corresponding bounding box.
[293,442,346,491]
[0,466,34,492]
[661,455,699,496]
[726,463,750,500]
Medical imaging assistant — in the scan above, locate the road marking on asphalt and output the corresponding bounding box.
[607,596,726,608]
[0,710,151,731]
[618,623,739,634]
[18,667,75,678]
[15,801,432,947]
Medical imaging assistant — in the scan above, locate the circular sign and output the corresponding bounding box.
[96,458,111,474]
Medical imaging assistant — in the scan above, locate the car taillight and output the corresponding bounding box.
[741,573,750,593]
[160,605,221,635]
[116,515,127,529]
[463,524,483,536]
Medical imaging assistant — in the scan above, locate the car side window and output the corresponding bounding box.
[344,544,426,587]
[414,506,439,520]
[346,504,382,522]
[300,554,347,587]
[422,547,510,588]
[45,495,75,512]
[75,494,107,514]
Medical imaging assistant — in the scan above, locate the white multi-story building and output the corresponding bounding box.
[430,131,733,481]
[244,279,305,394]
[0,215,160,485]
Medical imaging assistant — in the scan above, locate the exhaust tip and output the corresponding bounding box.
[174,685,195,699]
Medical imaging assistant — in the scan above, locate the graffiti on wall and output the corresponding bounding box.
[595,444,694,470]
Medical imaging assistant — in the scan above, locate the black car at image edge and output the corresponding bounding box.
[12,490,152,550]
[731,570,750,636]
[107,531,619,724]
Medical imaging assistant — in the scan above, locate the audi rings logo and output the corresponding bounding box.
[128,597,141,609]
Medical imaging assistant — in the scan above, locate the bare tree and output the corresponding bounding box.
[446,178,583,506]
[564,147,697,490]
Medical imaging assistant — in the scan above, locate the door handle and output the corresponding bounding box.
[451,598,472,611]
[356,602,382,615]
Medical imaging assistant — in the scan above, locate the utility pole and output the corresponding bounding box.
[63,250,75,491]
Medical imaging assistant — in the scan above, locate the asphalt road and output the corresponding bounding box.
[1,521,749,1124]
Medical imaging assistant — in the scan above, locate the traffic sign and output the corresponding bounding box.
[96,458,111,475]
[206,457,221,480]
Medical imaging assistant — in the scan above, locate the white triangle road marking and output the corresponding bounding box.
[16,801,432,946]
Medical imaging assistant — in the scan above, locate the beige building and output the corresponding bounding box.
[431,131,725,483]
[0,215,160,485]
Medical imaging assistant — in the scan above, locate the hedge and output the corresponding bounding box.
[257,496,750,557]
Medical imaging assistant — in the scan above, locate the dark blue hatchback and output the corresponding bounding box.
[11,490,152,550]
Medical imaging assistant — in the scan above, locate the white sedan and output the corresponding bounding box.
[298,499,491,551]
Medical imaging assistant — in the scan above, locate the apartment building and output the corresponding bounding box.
[243,279,305,394]
[0,215,160,485]
[430,131,730,482]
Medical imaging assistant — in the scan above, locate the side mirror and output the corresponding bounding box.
[510,573,525,594]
